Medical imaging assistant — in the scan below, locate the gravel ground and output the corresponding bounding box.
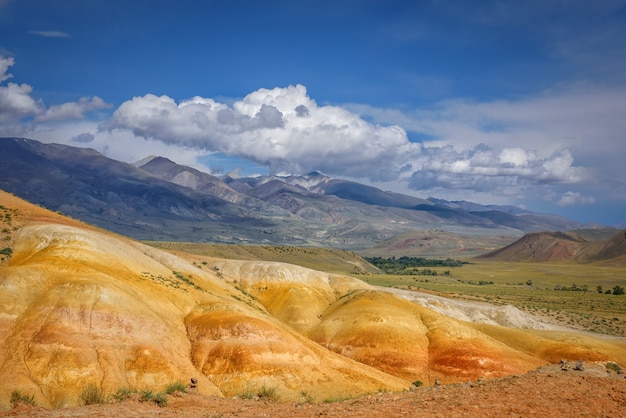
[3,363,626,418]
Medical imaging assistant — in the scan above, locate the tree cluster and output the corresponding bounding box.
[596,285,625,295]
[555,284,625,295]
[365,256,465,275]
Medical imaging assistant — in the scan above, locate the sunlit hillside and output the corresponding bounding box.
[1,190,625,410]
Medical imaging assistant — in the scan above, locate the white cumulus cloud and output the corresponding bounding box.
[36,96,111,122]
[0,55,111,135]
[0,56,14,82]
[102,83,602,193]
[408,144,590,194]
[347,84,625,194]
[102,85,422,181]
[0,81,42,126]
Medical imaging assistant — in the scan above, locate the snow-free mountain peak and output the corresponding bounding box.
[0,137,598,248]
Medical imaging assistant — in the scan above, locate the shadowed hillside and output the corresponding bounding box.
[1,190,625,411]
[357,230,518,258]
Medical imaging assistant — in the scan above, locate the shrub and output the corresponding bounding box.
[152,392,168,407]
[139,390,168,407]
[139,390,155,402]
[257,384,279,401]
[165,381,187,394]
[111,387,134,402]
[605,362,623,373]
[239,383,280,401]
[80,383,106,405]
[10,391,36,407]
[239,390,255,399]
[299,390,314,403]
[412,380,424,387]
[238,382,256,400]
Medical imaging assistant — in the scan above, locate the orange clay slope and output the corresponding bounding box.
[184,256,626,385]
[1,189,625,410]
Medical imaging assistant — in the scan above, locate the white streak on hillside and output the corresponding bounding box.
[379,286,555,330]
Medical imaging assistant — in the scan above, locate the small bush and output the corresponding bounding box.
[239,384,256,400]
[165,381,187,394]
[239,383,279,401]
[606,361,623,373]
[152,392,168,407]
[80,383,106,405]
[299,390,313,403]
[10,391,36,407]
[139,390,168,407]
[111,387,134,402]
[257,384,279,401]
[412,380,424,387]
[139,390,155,402]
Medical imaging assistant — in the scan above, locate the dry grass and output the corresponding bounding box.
[9,391,36,407]
[144,241,377,275]
[80,383,106,406]
[0,204,20,266]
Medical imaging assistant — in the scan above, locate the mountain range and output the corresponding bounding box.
[0,137,594,250]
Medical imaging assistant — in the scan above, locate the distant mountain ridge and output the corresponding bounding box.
[0,137,598,249]
[428,198,530,215]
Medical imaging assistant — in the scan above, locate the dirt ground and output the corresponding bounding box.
[3,362,625,418]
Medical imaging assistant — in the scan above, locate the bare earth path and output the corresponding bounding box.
[3,363,625,417]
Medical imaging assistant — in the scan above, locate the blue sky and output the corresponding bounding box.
[1,0,626,226]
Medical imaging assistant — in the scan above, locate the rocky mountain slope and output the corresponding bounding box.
[1,190,625,411]
[0,137,591,249]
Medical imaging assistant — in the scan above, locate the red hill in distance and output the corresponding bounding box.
[477,230,626,264]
